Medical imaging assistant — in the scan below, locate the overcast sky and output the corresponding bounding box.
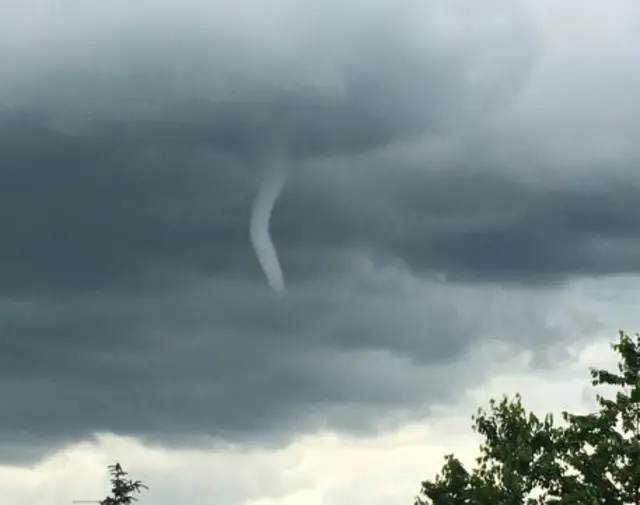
[1,0,639,504]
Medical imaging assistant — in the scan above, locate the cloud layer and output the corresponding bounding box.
[1,0,639,463]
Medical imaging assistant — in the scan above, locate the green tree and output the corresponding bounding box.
[416,330,640,505]
[101,463,148,505]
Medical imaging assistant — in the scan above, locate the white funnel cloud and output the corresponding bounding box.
[250,164,287,294]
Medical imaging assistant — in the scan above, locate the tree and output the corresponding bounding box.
[101,463,149,505]
[415,330,640,505]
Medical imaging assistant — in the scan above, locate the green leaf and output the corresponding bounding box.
[416,331,640,505]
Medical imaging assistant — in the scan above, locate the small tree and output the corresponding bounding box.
[101,463,148,505]
[416,330,640,504]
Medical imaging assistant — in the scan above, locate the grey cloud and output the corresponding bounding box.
[0,0,639,464]
[4,107,639,300]
[1,0,537,138]
[272,144,640,286]
[0,266,585,463]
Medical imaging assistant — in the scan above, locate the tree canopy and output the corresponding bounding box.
[416,330,640,505]
[100,463,148,505]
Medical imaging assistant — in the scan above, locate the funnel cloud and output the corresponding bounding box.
[250,164,288,293]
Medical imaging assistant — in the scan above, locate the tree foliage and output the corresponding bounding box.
[100,463,148,505]
[416,330,640,505]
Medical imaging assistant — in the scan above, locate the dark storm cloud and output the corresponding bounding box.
[0,0,539,294]
[0,268,580,463]
[277,152,640,285]
[0,0,639,463]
